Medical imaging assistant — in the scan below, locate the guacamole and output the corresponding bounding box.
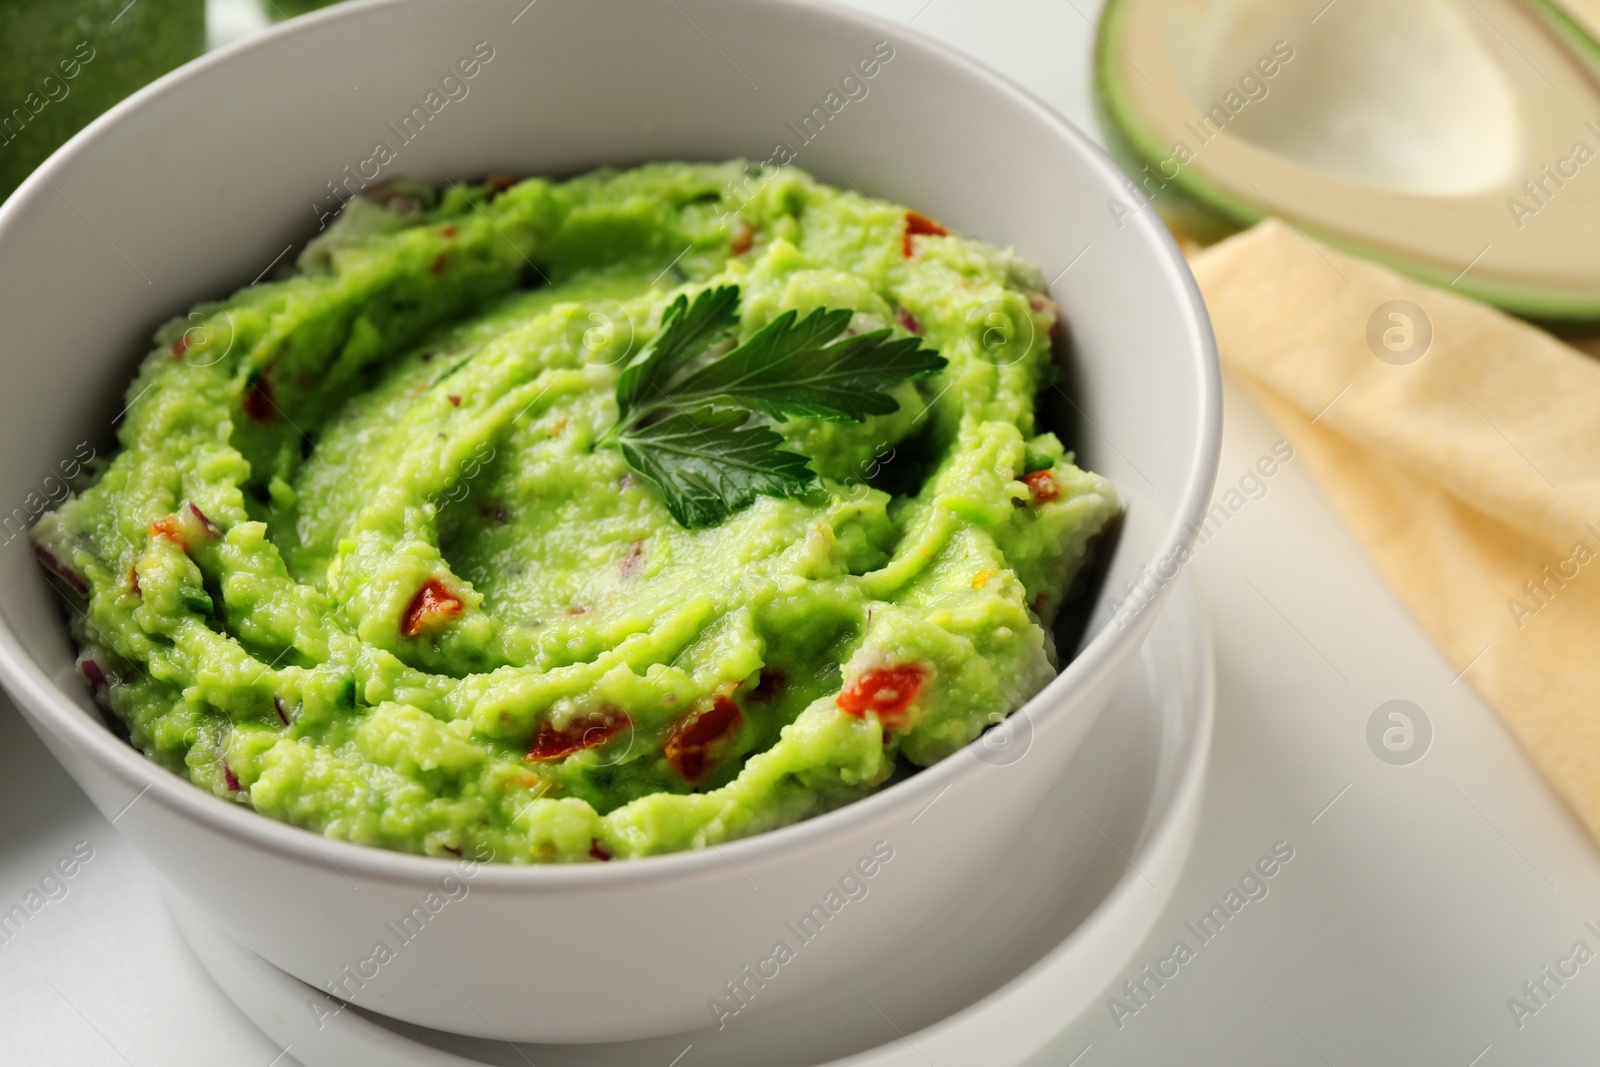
[33,163,1117,862]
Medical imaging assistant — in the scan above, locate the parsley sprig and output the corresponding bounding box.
[598,285,945,527]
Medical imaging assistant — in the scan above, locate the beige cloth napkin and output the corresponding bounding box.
[1189,221,1600,842]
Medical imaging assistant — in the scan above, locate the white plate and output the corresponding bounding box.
[169,576,1212,1067]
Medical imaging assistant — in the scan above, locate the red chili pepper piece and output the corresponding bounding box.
[1022,470,1060,503]
[149,502,221,550]
[894,307,922,335]
[729,224,755,255]
[836,665,926,724]
[666,694,743,781]
[588,841,613,862]
[244,376,276,422]
[441,224,458,238]
[400,578,464,637]
[486,173,518,196]
[170,334,189,360]
[34,545,89,595]
[527,705,629,761]
[447,394,462,407]
[223,759,241,792]
[431,252,448,275]
[902,210,949,258]
[148,516,183,543]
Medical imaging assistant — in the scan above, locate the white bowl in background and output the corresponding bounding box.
[0,0,1219,1043]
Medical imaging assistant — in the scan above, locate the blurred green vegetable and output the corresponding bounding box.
[0,0,204,203]
[263,0,341,19]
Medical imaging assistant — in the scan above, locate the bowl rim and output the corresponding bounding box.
[0,0,1221,890]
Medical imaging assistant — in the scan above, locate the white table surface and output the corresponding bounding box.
[7,1,1600,1063]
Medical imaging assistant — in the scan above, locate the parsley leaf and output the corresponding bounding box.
[670,307,946,422]
[614,285,739,425]
[601,285,946,527]
[616,408,817,528]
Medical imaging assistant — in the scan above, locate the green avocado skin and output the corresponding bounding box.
[1092,0,1600,324]
[32,163,1118,864]
[1525,0,1600,81]
[0,0,204,203]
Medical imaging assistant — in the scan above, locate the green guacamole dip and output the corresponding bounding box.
[34,163,1117,862]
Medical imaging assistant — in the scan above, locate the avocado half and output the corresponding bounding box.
[1095,0,1600,321]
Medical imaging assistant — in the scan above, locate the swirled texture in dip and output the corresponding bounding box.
[33,163,1118,862]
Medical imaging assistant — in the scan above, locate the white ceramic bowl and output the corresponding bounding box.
[0,0,1219,1044]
